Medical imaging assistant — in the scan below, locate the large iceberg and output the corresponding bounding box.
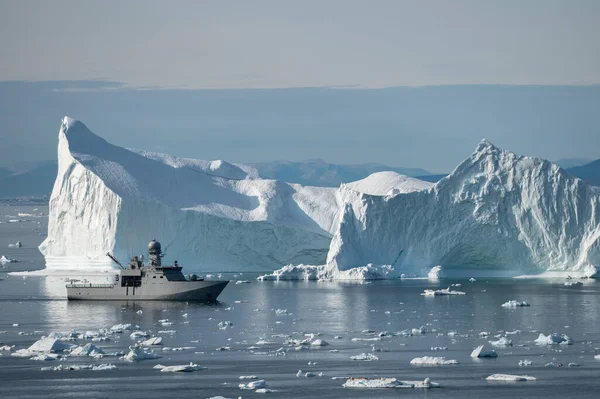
[41,117,600,277]
[40,117,343,271]
[325,139,600,277]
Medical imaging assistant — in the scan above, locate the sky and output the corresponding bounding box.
[0,0,599,171]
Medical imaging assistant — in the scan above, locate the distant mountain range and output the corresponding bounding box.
[1,156,599,198]
[567,159,600,187]
[249,159,431,187]
[0,161,57,198]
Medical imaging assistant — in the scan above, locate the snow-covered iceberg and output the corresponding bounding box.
[40,117,344,271]
[41,117,600,277]
[325,139,600,277]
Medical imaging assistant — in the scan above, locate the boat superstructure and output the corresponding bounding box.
[66,240,228,301]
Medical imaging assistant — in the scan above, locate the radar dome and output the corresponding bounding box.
[148,240,161,254]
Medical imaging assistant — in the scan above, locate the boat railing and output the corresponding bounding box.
[66,283,115,289]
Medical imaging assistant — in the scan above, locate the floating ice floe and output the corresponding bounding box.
[140,337,163,346]
[350,353,379,361]
[470,345,498,358]
[431,346,448,351]
[469,278,476,282]
[534,333,573,346]
[7,241,22,248]
[501,300,530,308]
[239,379,267,390]
[12,338,75,357]
[110,324,137,333]
[519,359,533,366]
[154,362,205,372]
[310,339,329,346]
[70,343,104,357]
[421,287,466,296]
[218,321,233,329]
[343,377,440,389]
[410,356,459,365]
[427,266,443,279]
[489,337,512,347]
[0,255,19,264]
[122,345,160,361]
[564,281,583,287]
[41,363,117,371]
[240,375,259,380]
[486,374,536,381]
[235,280,250,284]
[30,353,61,361]
[130,331,150,339]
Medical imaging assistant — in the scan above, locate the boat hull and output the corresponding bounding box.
[67,280,228,301]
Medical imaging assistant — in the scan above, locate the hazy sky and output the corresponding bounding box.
[2,0,600,88]
[0,1,599,172]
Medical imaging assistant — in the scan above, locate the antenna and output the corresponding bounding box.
[106,252,125,270]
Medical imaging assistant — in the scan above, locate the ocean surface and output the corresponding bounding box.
[1,203,600,398]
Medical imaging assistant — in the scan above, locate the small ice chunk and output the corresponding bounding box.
[471,345,497,358]
[501,300,530,308]
[350,353,379,361]
[518,359,533,366]
[122,345,160,361]
[564,281,583,287]
[240,375,258,380]
[469,278,476,282]
[421,287,465,296]
[157,362,205,372]
[489,337,512,347]
[70,343,104,357]
[310,339,329,346]
[140,337,163,346]
[486,374,536,381]
[410,356,459,365]
[343,377,440,388]
[110,324,136,333]
[534,333,573,346]
[130,331,150,339]
[239,379,267,390]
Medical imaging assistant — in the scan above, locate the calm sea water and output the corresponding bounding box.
[1,204,600,398]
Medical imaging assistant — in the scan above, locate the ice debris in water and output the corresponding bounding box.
[489,337,512,347]
[534,333,573,346]
[12,338,75,357]
[350,353,379,361]
[519,359,533,366]
[1,255,19,264]
[310,339,329,346]
[501,300,530,308]
[469,278,476,282]
[70,343,104,357]
[8,241,22,248]
[153,362,205,372]
[122,345,160,361]
[343,377,440,389]
[239,379,267,390]
[470,345,498,358]
[110,324,137,333]
[41,363,117,371]
[130,331,150,339]
[240,375,258,380]
[421,287,466,296]
[140,337,163,346]
[564,281,583,287]
[410,357,459,365]
[218,321,233,329]
[486,374,536,381]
